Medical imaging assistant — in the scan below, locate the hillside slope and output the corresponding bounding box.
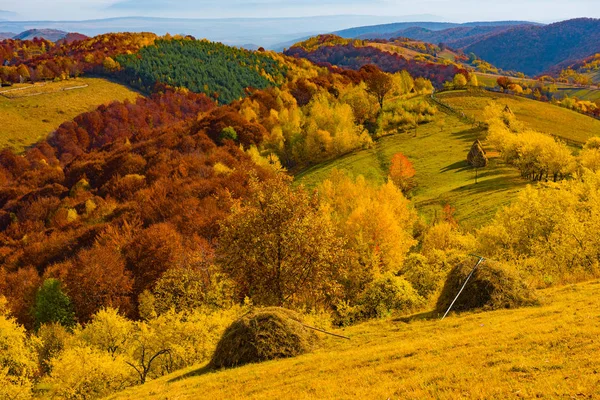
[0,78,140,152]
[296,102,526,227]
[465,18,600,75]
[335,21,535,39]
[109,279,600,399]
[437,90,600,144]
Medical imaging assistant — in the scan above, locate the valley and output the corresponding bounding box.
[0,12,599,400]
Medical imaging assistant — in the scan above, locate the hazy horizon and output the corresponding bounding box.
[1,0,599,23]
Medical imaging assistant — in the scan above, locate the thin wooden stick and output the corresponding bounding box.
[300,323,351,340]
[441,256,486,320]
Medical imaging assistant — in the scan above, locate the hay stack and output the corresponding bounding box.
[436,261,537,315]
[211,307,318,369]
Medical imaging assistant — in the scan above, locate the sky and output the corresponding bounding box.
[0,0,599,22]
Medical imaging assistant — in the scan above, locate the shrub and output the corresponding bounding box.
[219,126,238,142]
[211,307,318,368]
[401,253,444,299]
[436,261,538,315]
[35,323,70,374]
[0,305,36,400]
[47,346,136,400]
[358,273,424,319]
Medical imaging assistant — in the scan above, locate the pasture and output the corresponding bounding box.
[0,78,140,152]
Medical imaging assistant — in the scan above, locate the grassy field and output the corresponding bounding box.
[110,279,600,399]
[296,109,527,228]
[555,87,600,101]
[0,78,140,152]
[438,90,600,144]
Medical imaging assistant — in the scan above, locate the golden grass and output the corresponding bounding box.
[439,91,600,144]
[296,108,527,228]
[109,280,600,399]
[0,78,140,152]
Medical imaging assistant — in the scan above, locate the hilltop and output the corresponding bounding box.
[464,18,600,76]
[335,18,600,77]
[334,20,535,39]
[109,279,600,399]
[12,29,69,42]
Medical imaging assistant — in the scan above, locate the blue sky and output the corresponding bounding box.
[1,0,599,22]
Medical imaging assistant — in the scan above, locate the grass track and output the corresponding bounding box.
[296,109,526,228]
[110,280,600,400]
[0,78,140,152]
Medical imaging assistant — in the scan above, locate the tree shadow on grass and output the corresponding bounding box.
[393,310,438,323]
[450,175,528,195]
[450,127,485,143]
[168,364,214,383]
[440,160,470,173]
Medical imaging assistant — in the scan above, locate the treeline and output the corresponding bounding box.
[486,104,600,181]
[285,35,465,88]
[115,38,289,104]
[0,33,157,85]
[493,76,600,119]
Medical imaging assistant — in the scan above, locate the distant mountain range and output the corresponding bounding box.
[335,18,600,76]
[334,21,538,39]
[464,18,600,75]
[0,15,441,48]
[12,29,70,41]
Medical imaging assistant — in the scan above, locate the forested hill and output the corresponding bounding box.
[335,20,536,40]
[284,35,465,88]
[464,18,600,76]
[116,39,288,104]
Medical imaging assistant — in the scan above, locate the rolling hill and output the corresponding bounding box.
[108,279,600,400]
[11,28,69,41]
[376,25,528,49]
[334,20,535,39]
[284,35,464,88]
[296,103,526,228]
[336,18,600,77]
[437,90,600,144]
[0,78,140,152]
[464,18,600,76]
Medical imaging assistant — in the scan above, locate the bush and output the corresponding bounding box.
[401,253,443,299]
[0,308,36,400]
[358,273,424,319]
[436,261,538,315]
[35,323,70,374]
[47,346,136,400]
[211,307,318,368]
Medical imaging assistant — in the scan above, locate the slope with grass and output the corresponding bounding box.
[109,279,600,399]
[296,106,526,228]
[0,77,140,152]
[438,90,600,144]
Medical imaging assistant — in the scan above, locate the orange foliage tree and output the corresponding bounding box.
[389,153,416,193]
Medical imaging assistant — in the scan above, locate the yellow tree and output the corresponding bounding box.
[317,171,417,300]
[218,175,345,308]
[0,298,36,400]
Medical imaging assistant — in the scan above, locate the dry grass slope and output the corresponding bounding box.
[438,90,600,144]
[109,280,600,399]
[296,105,527,228]
[0,78,140,152]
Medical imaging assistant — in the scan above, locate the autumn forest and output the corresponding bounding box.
[1,16,600,399]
